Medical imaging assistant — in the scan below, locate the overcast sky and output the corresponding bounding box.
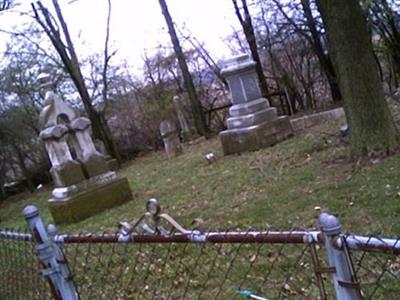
[0,0,242,73]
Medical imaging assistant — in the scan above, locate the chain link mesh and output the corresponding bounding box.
[2,228,400,299]
[60,230,332,300]
[344,236,400,299]
[0,229,51,300]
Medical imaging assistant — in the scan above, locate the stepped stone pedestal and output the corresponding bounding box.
[219,54,293,155]
[39,91,133,224]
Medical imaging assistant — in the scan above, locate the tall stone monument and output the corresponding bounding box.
[39,91,132,224]
[219,54,293,155]
[160,120,182,159]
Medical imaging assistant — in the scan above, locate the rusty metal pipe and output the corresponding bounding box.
[56,231,322,244]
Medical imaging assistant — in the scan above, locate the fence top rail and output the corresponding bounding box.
[2,226,400,255]
[54,230,321,244]
[0,230,33,241]
[342,234,400,255]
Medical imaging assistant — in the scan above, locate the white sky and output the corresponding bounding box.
[0,0,241,73]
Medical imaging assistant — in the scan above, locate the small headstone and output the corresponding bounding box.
[94,139,119,170]
[160,120,182,159]
[94,139,110,159]
[172,95,196,141]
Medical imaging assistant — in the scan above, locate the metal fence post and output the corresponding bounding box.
[319,212,362,300]
[47,223,80,299]
[23,205,79,300]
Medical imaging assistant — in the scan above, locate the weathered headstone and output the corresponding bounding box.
[39,91,132,224]
[172,94,196,141]
[219,54,293,155]
[94,139,119,171]
[160,120,182,159]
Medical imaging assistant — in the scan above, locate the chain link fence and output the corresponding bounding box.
[0,229,51,299]
[343,234,400,299]
[1,203,400,299]
[59,231,331,299]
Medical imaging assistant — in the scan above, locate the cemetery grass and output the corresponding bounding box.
[2,119,400,299]
[1,119,400,236]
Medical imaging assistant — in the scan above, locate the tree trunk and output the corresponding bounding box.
[232,0,269,98]
[158,0,209,137]
[32,0,121,163]
[0,165,7,200]
[273,0,342,103]
[300,0,342,102]
[316,0,399,157]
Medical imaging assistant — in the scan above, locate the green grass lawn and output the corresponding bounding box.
[2,119,400,299]
[1,119,400,236]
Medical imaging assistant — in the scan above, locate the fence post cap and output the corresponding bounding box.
[22,205,39,219]
[319,212,341,236]
[47,224,57,236]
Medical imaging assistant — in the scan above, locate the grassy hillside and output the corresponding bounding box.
[1,119,400,236]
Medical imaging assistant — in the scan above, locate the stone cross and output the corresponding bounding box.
[68,117,109,178]
[39,91,113,199]
[159,120,182,159]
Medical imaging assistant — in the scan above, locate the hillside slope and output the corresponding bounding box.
[1,119,400,236]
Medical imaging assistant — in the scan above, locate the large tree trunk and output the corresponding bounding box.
[32,0,121,163]
[158,0,209,137]
[232,0,269,98]
[316,0,399,157]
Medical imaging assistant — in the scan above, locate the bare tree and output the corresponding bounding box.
[101,0,118,108]
[0,0,12,11]
[31,0,121,162]
[232,0,269,98]
[270,0,342,102]
[177,25,228,88]
[158,0,209,137]
[369,0,400,90]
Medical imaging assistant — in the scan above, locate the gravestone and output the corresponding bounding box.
[39,91,132,224]
[172,94,196,141]
[219,54,293,155]
[94,139,119,171]
[160,120,182,159]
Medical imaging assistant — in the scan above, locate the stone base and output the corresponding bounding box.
[107,158,119,171]
[180,131,199,143]
[220,116,294,155]
[48,177,132,224]
[227,107,277,129]
[290,107,345,132]
[81,153,110,178]
[163,135,183,159]
[51,160,85,187]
